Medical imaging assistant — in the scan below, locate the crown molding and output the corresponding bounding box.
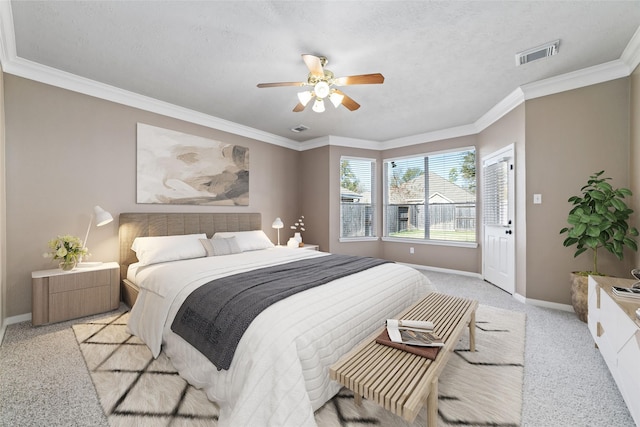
[380,123,478,151]
[474,87,525,133]
[521,59,630,101]
[5,57,301,150]
[621,25,640,74]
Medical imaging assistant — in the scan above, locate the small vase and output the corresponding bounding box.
[59,260,76,271]
[294,232,302,246]
[287,237,299,248]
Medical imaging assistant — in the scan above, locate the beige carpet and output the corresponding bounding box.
[73,305,525,427]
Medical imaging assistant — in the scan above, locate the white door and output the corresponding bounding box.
[482,145,515,294]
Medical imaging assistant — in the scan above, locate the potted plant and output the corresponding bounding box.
[560,170,638,322]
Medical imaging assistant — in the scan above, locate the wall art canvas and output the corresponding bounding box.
[137,123,249,205]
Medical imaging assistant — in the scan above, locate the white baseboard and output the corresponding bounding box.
[400,262,483,279]
[403,262,575,312]
[514,296,574,312]
[5,312,31,326]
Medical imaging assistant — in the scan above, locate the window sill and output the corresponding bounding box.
[339,237,380,243]
[381,237,478,249]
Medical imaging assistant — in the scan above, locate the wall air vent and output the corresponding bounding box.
[515,40,560,66]
[290,124,309,133]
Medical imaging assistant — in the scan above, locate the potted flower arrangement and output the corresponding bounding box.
[44,234,88,271]
[559,170,638,322]
[289,215,305,247]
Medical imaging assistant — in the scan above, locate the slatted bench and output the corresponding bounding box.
[330,292,478,427]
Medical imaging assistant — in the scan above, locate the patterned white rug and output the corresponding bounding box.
[73,304,525,427]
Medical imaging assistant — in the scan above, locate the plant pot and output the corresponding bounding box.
[570,272,588,323]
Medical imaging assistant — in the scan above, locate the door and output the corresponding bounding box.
[482,145,515,294]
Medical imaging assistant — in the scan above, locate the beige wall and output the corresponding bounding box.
[299,146,330,251]
[3,71,637,319]
[524,78,631,305]
[4,75,300,318]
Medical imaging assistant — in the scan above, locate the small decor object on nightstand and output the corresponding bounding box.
[290,215,305,247]
[44,234,88,271]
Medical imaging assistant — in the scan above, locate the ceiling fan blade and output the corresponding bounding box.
[334,89,360,111]
[293,102,306,112]
[301,54,324,78]
[334,73,385,86]
[257,82,305,88]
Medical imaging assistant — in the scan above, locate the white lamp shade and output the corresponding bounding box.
[272,217,284,229]
[297,91,313,107]
[329,91,345,108]
[94,205,113,227]
[312,98,325,113]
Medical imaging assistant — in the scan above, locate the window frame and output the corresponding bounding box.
[382,147,478,248]
[339,156,378,242]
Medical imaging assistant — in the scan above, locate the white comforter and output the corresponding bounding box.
[127,248,434,427]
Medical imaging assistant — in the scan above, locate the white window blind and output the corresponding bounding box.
[483,159,509,226]
[340,157,375,238]
[384,149,476,243]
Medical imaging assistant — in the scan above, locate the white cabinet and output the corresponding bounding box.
[588,276,640,425]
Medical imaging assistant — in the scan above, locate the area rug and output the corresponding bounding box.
[73,305,525,427]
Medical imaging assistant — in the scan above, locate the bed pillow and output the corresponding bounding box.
[212,230,274,252]
[131,233,207,266]
[200,236,242,256]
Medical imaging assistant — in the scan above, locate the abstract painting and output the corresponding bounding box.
[136,123,249,205]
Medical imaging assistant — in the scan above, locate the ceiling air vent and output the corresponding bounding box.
[515,40,559,66]
[290,124,309,133]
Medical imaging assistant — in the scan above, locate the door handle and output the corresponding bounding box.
[505,230,512,235]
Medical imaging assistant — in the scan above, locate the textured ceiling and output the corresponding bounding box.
[8,1,640,144]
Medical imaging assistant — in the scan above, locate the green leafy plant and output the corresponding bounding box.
[560,171,639,275]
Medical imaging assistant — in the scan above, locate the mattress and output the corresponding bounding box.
[127,247,435,426]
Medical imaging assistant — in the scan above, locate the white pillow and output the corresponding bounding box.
[131,233,207,266]
[213,230,274,252]
[200,237,242,256]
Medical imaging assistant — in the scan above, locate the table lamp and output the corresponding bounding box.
[77,205,113,267]
[272,217,284,246]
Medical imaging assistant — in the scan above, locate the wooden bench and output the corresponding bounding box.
[330,292,478,427]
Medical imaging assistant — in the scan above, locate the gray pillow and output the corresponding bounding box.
[200,236,242,256]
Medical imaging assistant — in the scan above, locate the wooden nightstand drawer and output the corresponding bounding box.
[32,262,119,326]
[49,269,112,293]
[49,286,112,323]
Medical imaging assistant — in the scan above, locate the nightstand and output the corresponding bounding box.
[32,262,120,326]
[300,244,319,251]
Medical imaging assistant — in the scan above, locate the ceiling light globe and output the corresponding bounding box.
[314,81,330,99]
[312,98,325,113]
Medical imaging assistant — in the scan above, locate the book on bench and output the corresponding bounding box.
[375,319,443,360]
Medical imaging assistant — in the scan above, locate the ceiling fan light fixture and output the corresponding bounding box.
[329,91,344,108]
[312,98,325,113]
[314,81,331,99]
[297,90,313,106]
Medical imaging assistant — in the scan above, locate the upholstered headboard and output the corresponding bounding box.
[118,212,262,281]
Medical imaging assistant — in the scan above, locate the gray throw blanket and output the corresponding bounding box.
[171,254,391,370]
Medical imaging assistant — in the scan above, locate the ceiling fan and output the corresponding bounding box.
[257,54,384,113]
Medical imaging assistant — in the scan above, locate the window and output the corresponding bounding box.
[383,148,476,243]
[340,157,376,239]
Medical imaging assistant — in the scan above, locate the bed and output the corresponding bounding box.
[119,212,435,426]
